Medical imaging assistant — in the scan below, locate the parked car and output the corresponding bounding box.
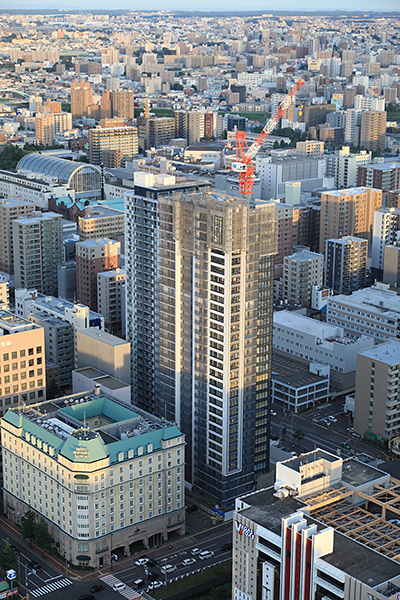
[351,431,361,439]
[90,584,104,593]
[271,410,277,416]
[135,557,149,567]
[187,505,198,513]
[191,547,202,555]
[220,542,233,552]
[182,558,196,566]
[198,550,214,560]
[327,415,337,423]
[160,564,176,574]
[132,579,145,589]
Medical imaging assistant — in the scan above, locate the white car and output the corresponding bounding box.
[182,558,196,566]
[161,564,176,574]
[271,410,277,416]
[198,550,214,560]
[191,547,202,556]
[135,557,149,567]
[327,415,337,423]
[148,581,163,590]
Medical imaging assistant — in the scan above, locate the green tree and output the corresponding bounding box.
[21,509,36,540]
[46,377,60,400]
[0,539,16,571]
[35,517,52,551]
[293,429,305,445]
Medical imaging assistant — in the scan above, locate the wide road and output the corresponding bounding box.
[0,519,233,600]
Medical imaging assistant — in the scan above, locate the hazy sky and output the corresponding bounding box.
[13,1,400,11]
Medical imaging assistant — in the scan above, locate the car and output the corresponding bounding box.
[160,564,176,574]
[90,585,104,593]
[198,550,214,560]
[182,558,196,566]
[147,581,163,590]
[10,545,20,555]
[28,560,41,573]
[79,596,94,600]
[187,505,198,513]
[135,557,149,567]
[112,582,126,592]
[351,431,361,439]
[389,519,400,526]
[132,579,145,589]
[347,427,354,432]
[327,415,337,423]
[321,419,331,426]
[341,442,350,449]
[220,542,233,552]
[271,410,277,416]
[191,547,202,555]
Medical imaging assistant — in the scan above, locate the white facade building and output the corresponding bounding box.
[273,310,375,391]
[371,207,400,277]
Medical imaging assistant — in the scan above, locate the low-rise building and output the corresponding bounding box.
[1,391,185,569]
[233,451,400,600]
[0,310,46,415]
[327,282,400,342]
[273,310,375,392]
[76,328,130,384]
[72,366,130,403]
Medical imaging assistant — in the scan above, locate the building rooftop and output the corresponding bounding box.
[3,391,182,465]
[329,284,400,317]
[81,205,124,219]
[274,310,342,338]
[78,327,129,347]
[0,309,41,333]
[17,153,101,185]
[356,340,400,365]
[271,354,327,389]
[76,238,120,248]
[286,250,323,262]
[322,186,379,197]
[19,290,103,324]
[0,197,34,208]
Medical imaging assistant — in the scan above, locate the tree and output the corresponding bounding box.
[0,539,16,571]
[21,509,36,540]
[47,378,60,400]
[293,429,305,445]
[35,517,53,551]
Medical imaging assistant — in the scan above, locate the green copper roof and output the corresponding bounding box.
[59,431,108,463]
[60,397,134,423]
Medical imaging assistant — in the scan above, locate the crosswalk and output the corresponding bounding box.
[30,578,73,597]
[100,574,142,599]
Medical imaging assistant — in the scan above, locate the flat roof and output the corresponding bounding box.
[78,327,129,347]
[81,205,124,219]
[341,458,387,487]
[273,310,341,338]
[76,238,120,248]
[272,354,327,389]
[323,187,380,197]
[0,197,35,208]
[287,250,323,262]
[283,449,339,473]
[356,340,400,365]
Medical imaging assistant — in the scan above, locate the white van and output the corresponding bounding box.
[112,582,126,592]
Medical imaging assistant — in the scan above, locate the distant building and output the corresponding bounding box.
[371,207,400,280]
[97,268,125,333]
[319,187,382,253]
[383,245,400,288]
[13,211,63,295]
[295,140,324,158]
[360,110,386,152]
[273,310,375,392]
[76,327,130,384]
[0,198,34,275]
[76,239,121,312]
[78,205,125,247]
[72,366,130,403]
[325,146,371,189]
[88,126,138,166]
[327,282,400,342]
[0,310,46,414]
[283,249,323,306]
[325,236,368,295]
[256,155,326,200]
[355,340,400,442]
[70,79,94,118]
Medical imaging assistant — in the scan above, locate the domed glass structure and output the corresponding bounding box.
[17,154,101,193]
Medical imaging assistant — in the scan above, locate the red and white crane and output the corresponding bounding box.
[231,78,305,196]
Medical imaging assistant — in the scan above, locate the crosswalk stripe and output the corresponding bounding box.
[30,578,73,597]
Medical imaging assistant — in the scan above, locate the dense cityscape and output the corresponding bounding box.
[0,7,399,600]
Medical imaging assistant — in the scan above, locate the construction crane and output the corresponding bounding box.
[231,79,305,196]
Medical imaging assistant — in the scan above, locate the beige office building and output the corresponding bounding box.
[360,110,386,152]
[88,126,138,166]
[295,140,324,158]
[354,340,400,442]
[35,114,56,145]
[0,198,34,275]
[1,392,185,569]
[320,187,382,253]
[113,89,135,120]
[70,80,94,119]
[76,328,130,384]
[0,310,46,415]
[283,249,323,306]
[78,205,124,244]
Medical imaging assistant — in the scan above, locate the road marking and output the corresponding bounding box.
[100,574,142,599]
[29,578,72,597]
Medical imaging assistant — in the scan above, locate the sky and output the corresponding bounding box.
[10,1,400,11]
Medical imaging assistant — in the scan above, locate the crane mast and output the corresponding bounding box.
[232,79,305,196]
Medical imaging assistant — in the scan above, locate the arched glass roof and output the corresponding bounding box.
[17,154,101,187]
